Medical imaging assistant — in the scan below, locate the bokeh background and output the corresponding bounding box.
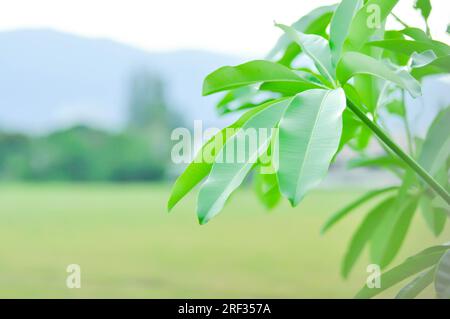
[0,0,449,298]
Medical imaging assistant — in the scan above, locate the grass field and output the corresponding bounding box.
[0,184,447,298]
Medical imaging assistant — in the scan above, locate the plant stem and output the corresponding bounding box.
[347,100,450,205]
[391,13,409,28]
[400,90,414,156]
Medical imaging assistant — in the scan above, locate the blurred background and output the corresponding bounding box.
[0,0,449,298]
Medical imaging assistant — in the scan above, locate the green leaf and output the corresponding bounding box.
[400,27,430,42]
[353,125,373,151]
[337,84,368,150]
[341,196,395,278]
[411,50,437,68]
[167,99,286,211]
[370,173,419,268]
[435,250,450,299]
[414,0,431,24]
[196,99,291,224]
[329,0,363,66]
[277,88,346,206]
[254,171,281,210]
[215,87,274,115]
[259,80,322,96]
[337,51,422,98]
[433,197,450,216]
[321,186,397,234]
[202,60,309,96]
[268,4,337,61]
[421,196,447,237]
[418,107,450,177]
[412,55,450,80]
[366,39,450,58]
[348,155,406,170]
[344,0,399,51]
[395,267,435,299]
[276,24,336,84]
[353,75,379,112]
[338,108,361,152]
[371,197,419,268]
[355,244,450,298]
[385,99,405,116]
[381,31,409,66]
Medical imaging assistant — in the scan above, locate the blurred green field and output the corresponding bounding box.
[0,184,448,298]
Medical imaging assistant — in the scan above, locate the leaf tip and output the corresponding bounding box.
[167,196,175,213]
[202,80,211,96]
[320,224,329,235]
[197,214,209,225]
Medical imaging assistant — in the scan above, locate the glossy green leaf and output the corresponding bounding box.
[381,31,409,66]
[268,4,337,61]
[370,171,418,268]
[371,196,419,268]
[435,250,450,299]
[353,125,373,151]
[348,155,405,170]
[414,0,431,24]
[396,267,435,299]
[344,0,399,51]
[276,24,335,84]
[275,9,335,68]
[385,99,405,116]
[254,171,281,210]
[433,197,450,216]
[366,39,450,58]
[353,75,379,112]
[321,186,397,234]
[418,107,450,177]
[337,108,361,152]
[337,51,421,98]
[400,27,430,42]
[411,50,437,68]
[196,99,291,224]
[215,87,275,114]
[167,99,286,211]
[421,196,447,237]
[355,244,450,298]
[412,55,450,79]
[329,0,363,66]
[202,60,308,96]
[338,84,368,150]
[341,196,395,278]
[259,80,321,96]
[277,89,346,206]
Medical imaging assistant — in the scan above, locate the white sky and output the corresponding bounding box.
[0,0,449,56]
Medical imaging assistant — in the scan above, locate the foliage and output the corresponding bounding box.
[0,71,178,182]
[169,0,450,298]
[0,126,167,181]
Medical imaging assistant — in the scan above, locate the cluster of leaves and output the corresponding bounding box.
[168,0,450,298]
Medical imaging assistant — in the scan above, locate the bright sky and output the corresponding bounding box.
[0,0,449,56]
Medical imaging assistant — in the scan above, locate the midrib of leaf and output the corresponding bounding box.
[293,90,331,203]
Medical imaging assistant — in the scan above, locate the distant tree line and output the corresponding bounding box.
[0,70,181,182]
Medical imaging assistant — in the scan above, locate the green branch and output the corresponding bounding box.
[347,100,450,205]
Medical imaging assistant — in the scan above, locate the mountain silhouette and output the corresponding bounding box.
[0,29,242,134]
